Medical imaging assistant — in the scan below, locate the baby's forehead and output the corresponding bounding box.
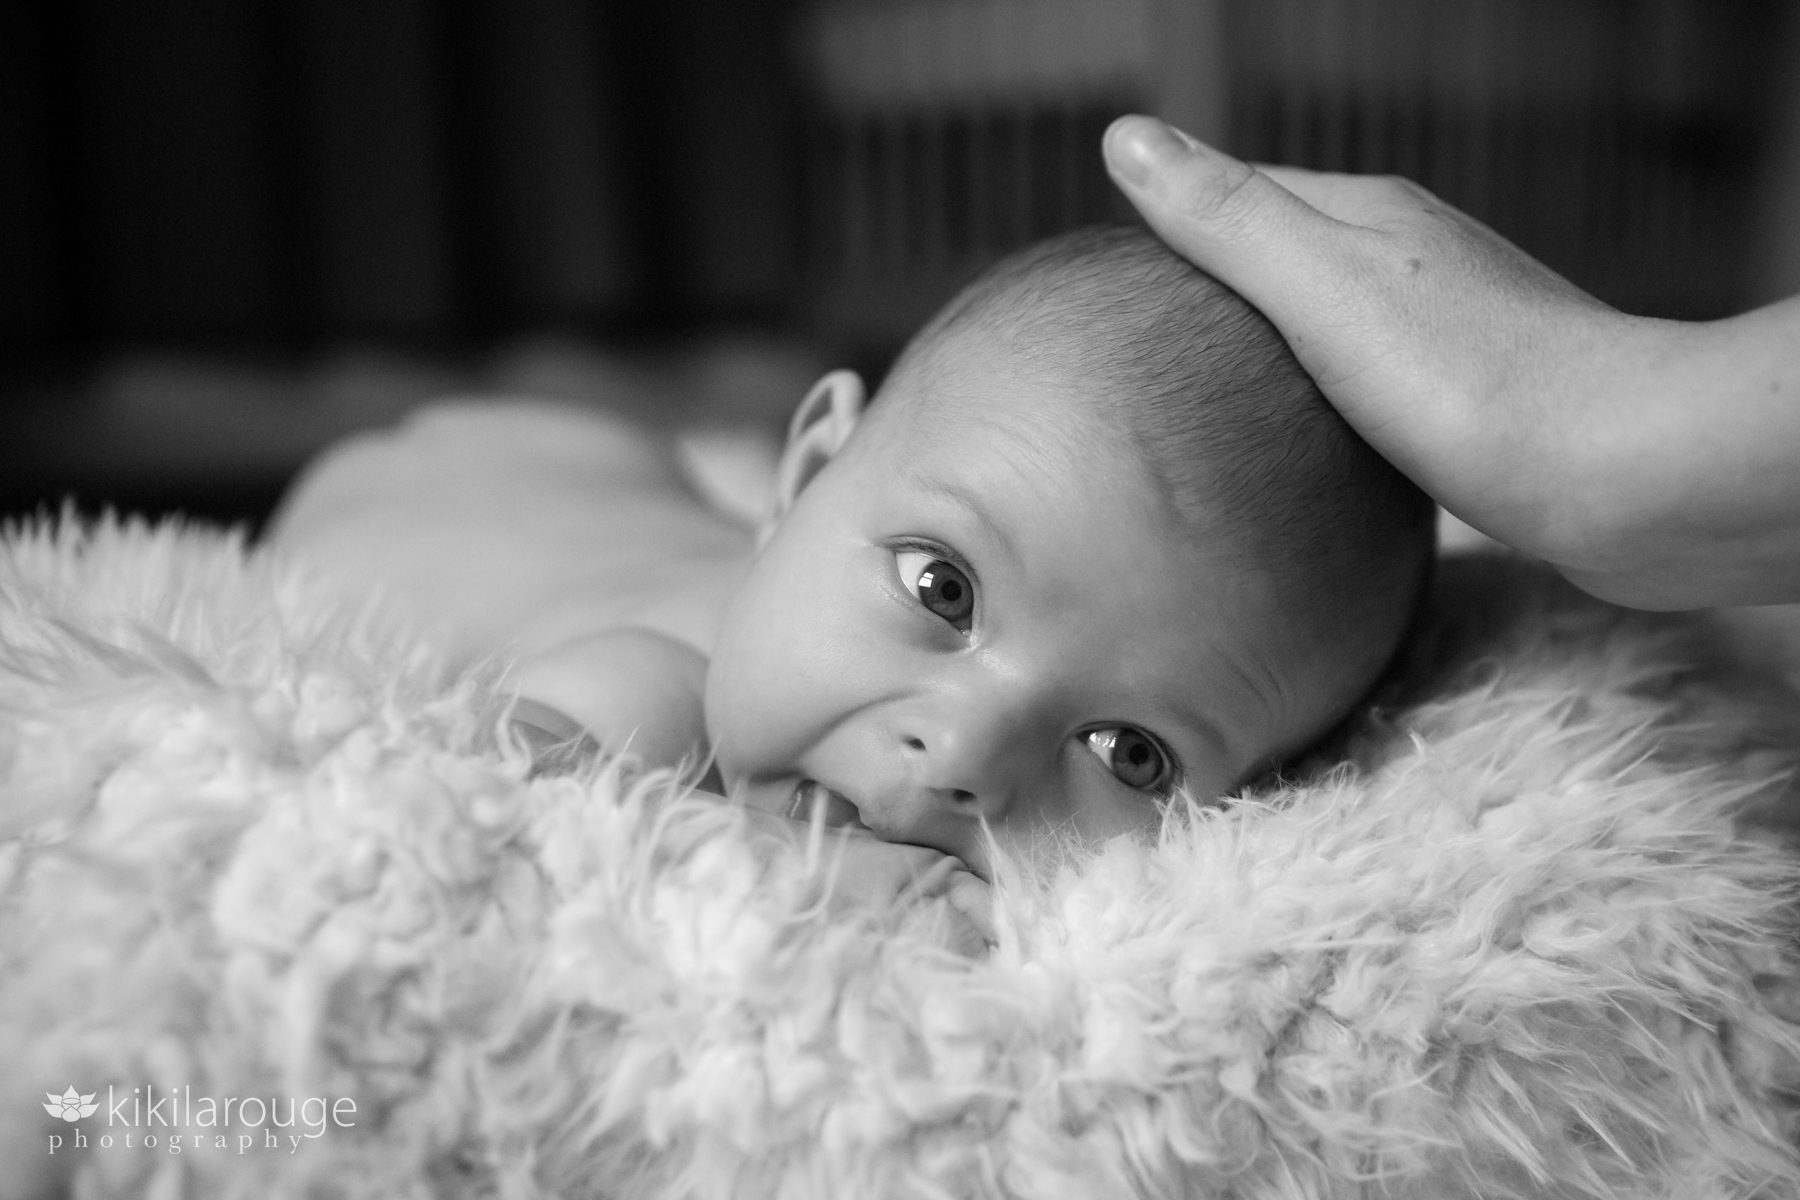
[867,366,1224,535]
[874,334,1143,448]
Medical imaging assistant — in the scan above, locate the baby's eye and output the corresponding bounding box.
[894,549,975,631]
[1083,727,1172,793]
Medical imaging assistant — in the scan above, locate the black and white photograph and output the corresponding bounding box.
[5,2,1800,1196]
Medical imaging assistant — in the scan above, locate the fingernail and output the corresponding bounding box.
[1105,115,1200,188]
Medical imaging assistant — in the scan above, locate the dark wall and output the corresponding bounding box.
[3,0,1795,532]
[6,0,1793,368]
[0,0,805,367]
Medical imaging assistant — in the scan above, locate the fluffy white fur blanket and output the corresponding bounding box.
[5,513,1800,1200]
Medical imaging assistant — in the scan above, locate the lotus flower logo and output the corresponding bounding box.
[43,1086,98,1122]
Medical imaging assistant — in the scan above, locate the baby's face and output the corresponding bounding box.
[705,350,1322,879]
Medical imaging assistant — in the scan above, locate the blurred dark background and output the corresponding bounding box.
[4,0,1797,532]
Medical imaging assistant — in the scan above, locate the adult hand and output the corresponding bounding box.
[1103,115,1800,610]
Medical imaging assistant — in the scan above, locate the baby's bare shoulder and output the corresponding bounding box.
[272,399,690,544]
[380,398,690,492]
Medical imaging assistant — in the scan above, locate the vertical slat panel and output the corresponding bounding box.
[1748,11,1800,303]
[70,0,291,341]
[289,0,456,337]
[0,4,65,356]
[464,0,638,323]
[647,0,800,316]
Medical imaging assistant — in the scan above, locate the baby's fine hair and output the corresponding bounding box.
[890,222,1436,716]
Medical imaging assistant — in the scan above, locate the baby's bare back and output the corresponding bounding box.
[269,400,756,667]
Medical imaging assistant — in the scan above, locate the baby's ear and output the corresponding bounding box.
[771,370,866,517]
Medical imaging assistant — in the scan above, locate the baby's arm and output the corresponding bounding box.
[511,628,709,773]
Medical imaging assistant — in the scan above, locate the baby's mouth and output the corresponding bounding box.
[787,779,866,830]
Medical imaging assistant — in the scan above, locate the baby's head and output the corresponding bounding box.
[707,224,1433,877]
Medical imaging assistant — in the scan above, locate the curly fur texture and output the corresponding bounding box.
[4,513,1800,1199]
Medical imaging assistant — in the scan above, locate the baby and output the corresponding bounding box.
[272,224,1433,921]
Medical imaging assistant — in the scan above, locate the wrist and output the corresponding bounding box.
[1538,307,1800,608]
[1444,308,1655,577]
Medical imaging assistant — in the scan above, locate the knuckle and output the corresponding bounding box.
[1341,175,1446,238]
[1171,156,1263,223]
[1371,173,1438,205]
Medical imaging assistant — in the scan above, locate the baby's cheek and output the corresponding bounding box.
[704,604,821,783]
[706,528,882,793]
[1180,753,1243,806]
[1071,793,1167,846]
[700,643,789,792]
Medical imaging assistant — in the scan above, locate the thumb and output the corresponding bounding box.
[944,868,995,947]
[1103,116,1351,318]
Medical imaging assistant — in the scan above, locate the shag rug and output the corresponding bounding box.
[5,512,1800,1200]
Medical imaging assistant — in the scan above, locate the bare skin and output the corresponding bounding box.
[271,400,993,949]
[1103,114,1800,611]
[274,346,1373,950]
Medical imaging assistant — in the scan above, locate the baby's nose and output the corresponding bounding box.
[893,712,1018,825]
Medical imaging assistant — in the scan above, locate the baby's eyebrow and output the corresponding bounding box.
[904,469,1019,565]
